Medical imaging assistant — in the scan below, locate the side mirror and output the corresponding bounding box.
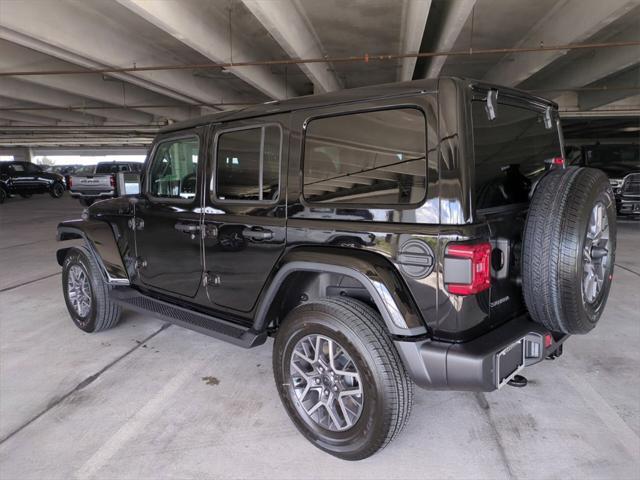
[115,172,141,196]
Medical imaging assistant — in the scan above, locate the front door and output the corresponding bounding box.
[134,130,204,298]
[201,117,288,314]
[9,162,38,192]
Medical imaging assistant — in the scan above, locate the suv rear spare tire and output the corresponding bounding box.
[522,167,616,335]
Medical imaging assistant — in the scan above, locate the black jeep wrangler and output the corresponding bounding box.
[56,78,616,460]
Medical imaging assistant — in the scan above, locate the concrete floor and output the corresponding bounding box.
[0,194,638,480]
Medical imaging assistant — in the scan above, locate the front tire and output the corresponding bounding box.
[50,182,65,198]
[273,297,413,460]
[62,246,122,332]
[0,187,6,204]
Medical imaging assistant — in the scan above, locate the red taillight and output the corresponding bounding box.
[544,333,553,348]
[67,176,72,188]
[552,156,565,167]
[110,174,116,188]
[445,242,491,295]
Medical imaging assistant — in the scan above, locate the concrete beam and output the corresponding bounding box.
[0,41,196,122]
[0,97,106,125]
[483,0,638,87]
[579,66,640,110]
[0,77,152,124]
[241,0,341,93]
[424,0,476,78]
[525,24,640,93]
[118,0,298,99]
[398,0,432,82]
[0,2,252,106]
[0,147,32,162]
[594,94,640,111]
[0,111,58,126]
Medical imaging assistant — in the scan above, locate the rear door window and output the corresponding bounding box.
[472,101,561,210]
[302,108,427,205]
[214,125,281,202]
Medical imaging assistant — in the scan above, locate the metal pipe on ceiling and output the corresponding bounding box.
[0,40,638,77]
[0,86,638,114]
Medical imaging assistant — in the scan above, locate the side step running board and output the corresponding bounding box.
[109,287,267,348]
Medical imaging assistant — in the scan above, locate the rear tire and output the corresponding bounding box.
[273,297,413,460]
[522,167,616,335]
[62,246,122,332]
[0,187,7,204]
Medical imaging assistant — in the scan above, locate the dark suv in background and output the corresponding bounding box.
[55,78,616,460]
[568,143,640,214]
[0,161,66,203]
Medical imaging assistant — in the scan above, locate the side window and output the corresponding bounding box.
[472,101,561,210]
[215,125,281,202]
[10,163,25,172]
[147,137,199,200]
[303,108,427,205]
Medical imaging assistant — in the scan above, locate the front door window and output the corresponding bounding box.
[148,137,199,200]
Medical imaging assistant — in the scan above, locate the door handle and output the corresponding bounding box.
[174,222,200,234]
[242,228,273,240]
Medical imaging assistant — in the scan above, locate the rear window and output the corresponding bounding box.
[472,101,561,210]
[96,163,132,174]
[303,108,427,205]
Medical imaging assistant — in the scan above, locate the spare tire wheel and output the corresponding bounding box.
[522,167,616,335]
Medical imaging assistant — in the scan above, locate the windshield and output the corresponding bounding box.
[96,163,131,174]
[75,165,95,175]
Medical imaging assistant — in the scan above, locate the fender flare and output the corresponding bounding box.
[56,219,129,285]
[253,247,428,337]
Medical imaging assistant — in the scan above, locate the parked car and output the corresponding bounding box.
[56,78,616,460]
[0,161,65,203]
[68,161,143,206]
[567,143,640,213]
[618,172,640,216]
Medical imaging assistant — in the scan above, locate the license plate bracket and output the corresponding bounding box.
[496,337,525,389]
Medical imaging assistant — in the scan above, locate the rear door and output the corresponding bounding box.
[133,129,204,298]
[471,94,563,327]
[201,116,288,314]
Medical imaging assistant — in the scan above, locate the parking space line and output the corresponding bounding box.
[0,272,62,293]
[0,323,171,446]
[75,361,197,480]
[565,371,640,461]
[615,263,640,278]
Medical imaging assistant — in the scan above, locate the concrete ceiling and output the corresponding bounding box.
[0,0,638,148]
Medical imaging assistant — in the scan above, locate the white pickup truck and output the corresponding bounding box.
[68,161,143,206]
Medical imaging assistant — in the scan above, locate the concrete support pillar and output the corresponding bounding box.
[0,147,33,162]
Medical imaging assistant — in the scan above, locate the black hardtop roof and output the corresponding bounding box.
[161,77,558,134]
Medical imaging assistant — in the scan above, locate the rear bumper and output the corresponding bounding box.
[395,316,567,392]
[69,190,114,199]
